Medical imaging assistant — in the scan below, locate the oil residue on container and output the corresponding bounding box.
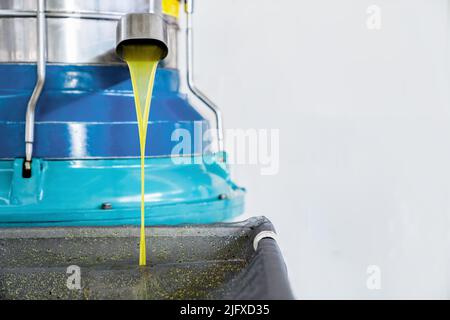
[122,44,165,266]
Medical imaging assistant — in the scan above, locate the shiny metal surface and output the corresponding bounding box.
[184,0,224,152]
[0,0,156,14]
[0,0,178,66]
[0,17,121,64]
[116,13,168,60]
[163,23,178,69]
[24,0,46,172]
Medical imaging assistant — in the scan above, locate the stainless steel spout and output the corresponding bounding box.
[116,13,169,61]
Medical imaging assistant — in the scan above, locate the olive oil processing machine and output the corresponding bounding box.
[0,0,293,299]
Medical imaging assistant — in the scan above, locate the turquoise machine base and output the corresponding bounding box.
[0,153,245,227]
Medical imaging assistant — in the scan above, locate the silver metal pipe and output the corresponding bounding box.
[24,0,46,171]
[184,0,224,153]
[116,13,169,60]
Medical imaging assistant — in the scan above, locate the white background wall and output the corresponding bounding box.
[191,0,450,299]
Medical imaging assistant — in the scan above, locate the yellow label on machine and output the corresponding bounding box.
[162,0,180,18]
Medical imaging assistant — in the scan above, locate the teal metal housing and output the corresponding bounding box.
[0,65,245,227]
[0,154,245,227]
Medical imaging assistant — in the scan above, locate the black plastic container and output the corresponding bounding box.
[0,217,293,300]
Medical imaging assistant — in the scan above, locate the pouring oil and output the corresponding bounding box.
[123,44,165,266]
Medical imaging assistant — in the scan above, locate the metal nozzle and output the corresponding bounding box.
[116,13,169,61]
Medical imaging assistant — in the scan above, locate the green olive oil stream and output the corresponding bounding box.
[123,44,165,266]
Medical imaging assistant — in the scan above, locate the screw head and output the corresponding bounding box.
[218,194,228,200]
[101,203,113,210]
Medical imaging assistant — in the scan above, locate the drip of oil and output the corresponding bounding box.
[123,44,165,266]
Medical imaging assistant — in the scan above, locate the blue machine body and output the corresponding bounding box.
[0,65,208,158]
[0,64,245,227]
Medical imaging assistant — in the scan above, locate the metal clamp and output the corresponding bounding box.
[24,0,47,177]
[184,0,224,153]
[253,231,278,251]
